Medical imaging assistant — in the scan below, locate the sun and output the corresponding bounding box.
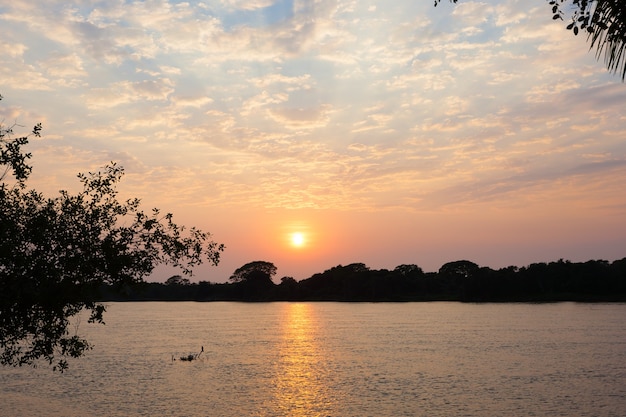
[290,232,305,247]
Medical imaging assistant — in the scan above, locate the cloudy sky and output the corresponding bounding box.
[2,0,625,282]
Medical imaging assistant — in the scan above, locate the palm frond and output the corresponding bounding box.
[587,0,626,80]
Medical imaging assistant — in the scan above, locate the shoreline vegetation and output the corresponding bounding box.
[100,257,626,303]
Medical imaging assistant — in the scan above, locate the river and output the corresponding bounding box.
[1,302,625,416]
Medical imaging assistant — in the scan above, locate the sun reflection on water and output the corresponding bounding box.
[271,303,333,416]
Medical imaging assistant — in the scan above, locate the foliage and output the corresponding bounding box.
[228,261,277,300]
[434,0,626,80]
[230,261,277,285]
[393,264,425,277]
[550,0,626,79]
[438,260,479,278]
[1,96,224,371]
[165,275,191,286]
[0,95,40,183]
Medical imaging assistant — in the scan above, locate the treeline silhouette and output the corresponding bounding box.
[99,257,626,302]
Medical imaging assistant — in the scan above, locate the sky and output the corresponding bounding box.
[1,0,626,283]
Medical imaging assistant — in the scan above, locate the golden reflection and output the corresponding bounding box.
[272,303,333,416]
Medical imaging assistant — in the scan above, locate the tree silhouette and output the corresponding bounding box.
[165,275,191,286]
[438,260,480,279]
[94,257,626,302]
[1,96,224,371]
[230,261,277,286]
[393,264,425,278]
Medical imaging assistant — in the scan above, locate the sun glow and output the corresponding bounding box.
[290,232,305,247]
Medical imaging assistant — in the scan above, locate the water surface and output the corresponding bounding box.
[1,302,625,416]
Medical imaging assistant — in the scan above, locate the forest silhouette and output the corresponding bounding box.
[101,257,626,303]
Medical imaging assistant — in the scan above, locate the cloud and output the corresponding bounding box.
[0,65,51,91]
[159,65,182,75]
[85,78,175,108]
[452,1,492,25]
[171,95,214,108]
[2,0,625,219]
[241,91,289,116]
[220,0,276,11]
[268,104,333,129]
[0,40,27,58]
[250,73,313,89]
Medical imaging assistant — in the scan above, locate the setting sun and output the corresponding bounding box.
[290,232,305,247]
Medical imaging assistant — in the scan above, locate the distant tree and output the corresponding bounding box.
[230,261,277,286]
[393,264,424,278]
[608,257,626,293]
[97,257,626,302]
[1,96,224,371]
[438,260,480,279]
[165,275,191,286]
[434,0,626,80]
[280,276,297,285]
[319,263,368,274]
[276,276,299,300]
[297,263,374,301]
